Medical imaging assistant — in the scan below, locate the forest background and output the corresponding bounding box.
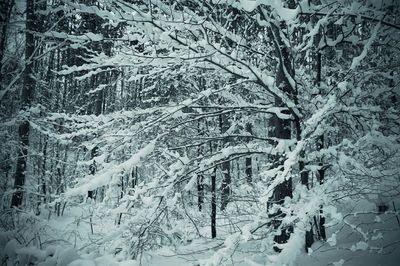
[1,0,400,265]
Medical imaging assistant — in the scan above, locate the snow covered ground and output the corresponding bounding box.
[1,198,399,265]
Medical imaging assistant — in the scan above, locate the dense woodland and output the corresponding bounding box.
[1,0,400,265]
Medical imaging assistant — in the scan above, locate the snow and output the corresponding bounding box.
[66,139,156,196]
[2,1,400,266]
[327,233,337,246]
[332,259,345,266]
[350,22,380,70]
[350,241,369,251]
[337,81,348,92]
[2,199,400,266]
[240,0,259,12]
[4,239,20,261]
[257,0,299,22]
[267,229,305,266]
[57,248,81,266]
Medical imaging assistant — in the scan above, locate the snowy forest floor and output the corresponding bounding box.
[2,198,400,266]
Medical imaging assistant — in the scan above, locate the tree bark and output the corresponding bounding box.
[315,44,326,241]
[0,0,14,83]
[317,135,326,240]
[197,174,204,211]
[268,22,295,251]
[211,167,217,238]
[197,121,205,211]
[11,0,35,208]
[220,113,231,211]
[245,122,253,183]
[42,136,48,203]
[88,146,99,199]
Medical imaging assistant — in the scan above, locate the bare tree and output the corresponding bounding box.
[11,0,35,208]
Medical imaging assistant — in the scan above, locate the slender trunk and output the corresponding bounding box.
[317,134,326,240]
[245,123,253,183]
[302,50,321,250]
[132,166,138,188]
[210,128,217,238]
[88,147,99,199]
[220,160,230,211]
[314,44,326,240]
[55,142,62,216]
[301,146,314,250]
[197,173,204,211]
[211,167,217,238]
[220,113,231,211]
[42,136,48,202]
[120,68,125,109]
[197,121,204,211]
[94,75,103,116]
[11,0,35,208]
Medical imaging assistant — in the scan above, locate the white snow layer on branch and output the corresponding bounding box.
[350,22,381,70]
[240,0,258,12]
[240,0,299,22]
[267,228,305,266]
[66,140,156,197]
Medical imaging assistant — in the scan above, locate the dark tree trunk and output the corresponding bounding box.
[94,76,103,116]
[211,167,217,238]
[42,136,48,202]
[317,135,326,240]
[0,0,14,83]
[11,122,30,207]
[197,121,205,211]
[301,141,314,250]
[245,123,253,183]
[219,113,231,211]
[220,160,230,211]
[88,146,99,199]
[11,0,35,208]
[209,119,217,238]
[131,166,138,188]
[268,22,295,251]
[55,141,63,216]
[302,144,313,250]
[197,174,204,211]
[302,13,326,250]
[315,46,326,241]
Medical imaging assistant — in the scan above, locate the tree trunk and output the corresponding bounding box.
[42,136,48,203]
[94,75,103,116]
[314,43,326,241]
[317,135,326,240]
[88,146,99,199]
[268,22,294,251]
[197,121,204,211]
[11,0,35,208]
[0,0,14,83]
[211,167,217,238]
[245,122,253,183]
[197,174,204,211]
[131,166,138,188]
[220,113,231,211]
